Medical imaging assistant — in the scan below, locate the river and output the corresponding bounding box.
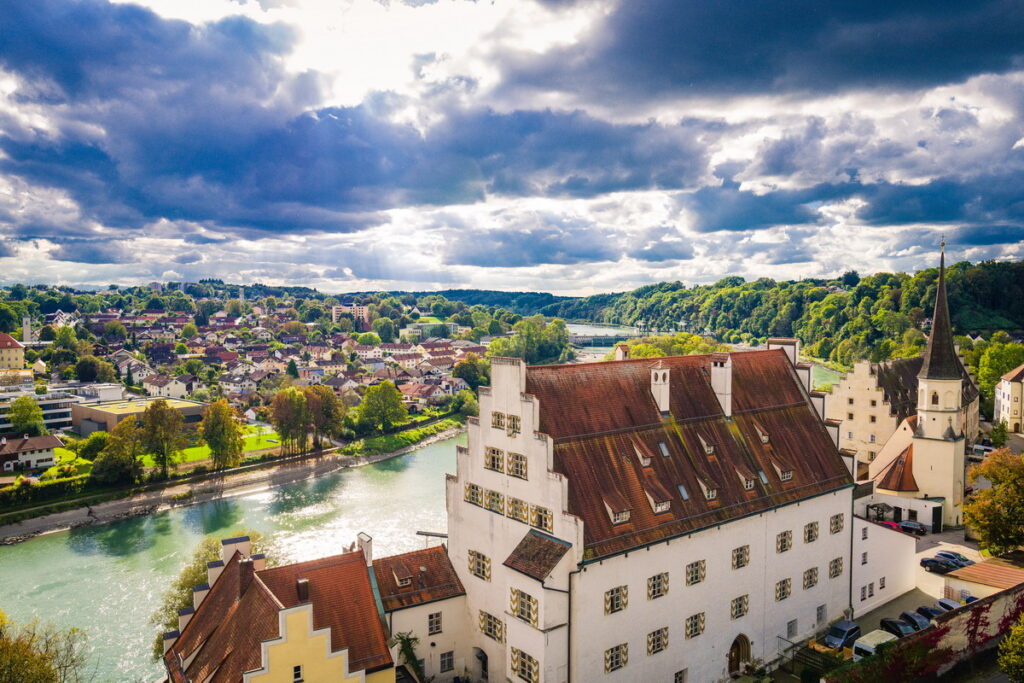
[0,433,465,682]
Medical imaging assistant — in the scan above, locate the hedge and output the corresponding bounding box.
[0,473,91,507]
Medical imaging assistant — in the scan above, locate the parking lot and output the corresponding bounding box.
[855,527,983,634]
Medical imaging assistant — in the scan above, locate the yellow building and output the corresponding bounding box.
[0,333,25,370]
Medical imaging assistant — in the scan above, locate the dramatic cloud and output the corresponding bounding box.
[0,0,1022,293]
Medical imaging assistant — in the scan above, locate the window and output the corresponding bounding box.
[732,545,750,569]
[871,400,877,407]
[611,509,631,525]
[468,550,491,581]
[491,411,505,429]
[868,582,874,598]
[479,611,504,642]
[464,482,483,506]
[731,594,749,620]
[428,612,442,635]
[530,505,553,532]
[604,644,628,672]
[860,586,866,601]
[647,627,669,655]
[512,648,538,683]
[861,552,868,565]
[932,392,939,406]
[677,483,690,501]
[647,572,669,600]
[686,560,706,586]
[803,567,819,590]
[507,497,529,523]
[484,447,504,472]
[848,412,854,420]
[605,585,628,614]
[804,522,819,544]
[848,398,854,405]
[685,612,705,639]
[830,513,844,534]
[508,452,528,479]
[652,499,671,514]
[869,434,876,443]
[510,588,538,626]
[674,671,688,683]
[817,604,827,625]
[880,576,886,590]
[870,415,877,423]
[440,651,454,673]
[485,489,504,514]
[658,441,670,457]
[507,414,521,436]
[862,526,868,540]
[293,665,303,682]
[777,530,793,553]
[780,469,793,482]
[829,557,844,579]
[775,578,791,601]
[787,619,798,639]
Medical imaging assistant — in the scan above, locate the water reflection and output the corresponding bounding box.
[67,516,157,557]
[182,499,243,535]
[269,473,345,515]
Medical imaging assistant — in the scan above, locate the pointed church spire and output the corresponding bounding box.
[919,241,962,380]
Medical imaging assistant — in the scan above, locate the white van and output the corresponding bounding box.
[852,629,898,662]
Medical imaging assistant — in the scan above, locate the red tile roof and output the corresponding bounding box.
[946,552,1024,590]
[503,530,572,581]
[0,434,63,457]
[875,445,919,492]
[0,333,23,349]
[373,546,465,612]
[524,350,853,559]
[1003,363,1024,383]
[257,550,392,671]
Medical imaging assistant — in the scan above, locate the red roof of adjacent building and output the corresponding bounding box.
[0,333,23,349]
[0,435,63,462]
[372,546,465,612]
[504,530,572,581]
[946,552,1024,590]
[523,350,853,559]
[1002,363,1024,383]
[875,444,919,492]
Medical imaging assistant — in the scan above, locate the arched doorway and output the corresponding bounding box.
[728,634,751,675]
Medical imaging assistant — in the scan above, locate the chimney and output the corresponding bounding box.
[615,344,630,361]
[650,361,670,415]
[358,532,373,567]
[238,557,255,599]
[296,577,310,602]
[710,353,732,417]
[251,553,267,571]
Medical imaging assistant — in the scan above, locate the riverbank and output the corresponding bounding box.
[0,424,466,544]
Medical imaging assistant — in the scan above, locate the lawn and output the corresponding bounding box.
[40,447,93,479]
[416,316,442,323]
[139,426,280,468]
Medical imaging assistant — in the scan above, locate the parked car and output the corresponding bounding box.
[878,521,901,531]
[916,606,944,620]
[899,611,930,631]
[965,596,979,603]
[936,551,974,566]
[936,598,963,612]
[920,557,959,574]
[880,617,916,638]
[899,520,929,535]
[823,620,862,650]
[852,630,898,662]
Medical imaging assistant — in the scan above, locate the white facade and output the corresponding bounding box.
[446,357,864,683]
[850,517,916,617]
[995,373,1023,433]
[387,596,471,681]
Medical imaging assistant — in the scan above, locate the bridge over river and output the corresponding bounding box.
[568,333,644,347]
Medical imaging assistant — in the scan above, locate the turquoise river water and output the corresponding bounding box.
[0,433,465,682]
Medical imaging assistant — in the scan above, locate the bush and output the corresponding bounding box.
[0,474,90,508]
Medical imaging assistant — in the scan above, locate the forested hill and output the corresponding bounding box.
[406,289,573,315]
[534,259,1024,366]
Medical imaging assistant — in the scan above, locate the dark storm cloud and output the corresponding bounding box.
[502,0,1024,101]
[444,216,619,267]
[49,240,132,264]
[0,241,15,258]
[627,226,694,262]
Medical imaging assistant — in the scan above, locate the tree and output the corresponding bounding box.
[1000,614,1024,682]
[270,387,310,455]
[358,381,408,432]
[201,399,244,469]
[964,449,1024,554]
[286,359,299,379]
[181,323,197,339]
[149,530,271,660]
[90,417,143,485]
[74,355,101,382]
[141,399,186,478]
[452,353,490,390]
[103,321,127,341]
[992,420,1010,448]
[0,610,89,683]
[77,431,109,461]
[357,332,381,346]
[304,385,345,449]
[225,299,244,317]
[371,317,396,343]
[8,396,46,436]
[451,389,479,417]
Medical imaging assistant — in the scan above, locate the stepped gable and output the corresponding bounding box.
[257,550,392,672]
[876,445,919,493]
[373,545,465,612]
[919,248,964,381]
[525,350,853,560]
[164,551,282,683]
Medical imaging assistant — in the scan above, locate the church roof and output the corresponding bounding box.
[872,356,978,419]
[524,350,853,560]
[875,445,919,492]
[919,248,963,381]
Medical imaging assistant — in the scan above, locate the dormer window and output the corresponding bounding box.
[780,470,793,482]
[653,500,671,513]
[697,478,717,501]
[634,444,651,467]
[736,469,754,491]
[698,435,714,456]
[645,487,671,514]
[612,510,631,524]
[755,424,769,444]
[397,577,411,587]
[604,497,631,525]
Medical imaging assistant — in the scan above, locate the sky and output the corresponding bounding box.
[0,0,1023,295]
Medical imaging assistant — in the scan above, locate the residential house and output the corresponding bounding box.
[0,333,25,370]
[0,434,63,472]
[398,383,444,407]
[143,374,197,399]
[994,363,1024,433]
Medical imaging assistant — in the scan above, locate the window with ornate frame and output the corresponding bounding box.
[803,567,819,590]
[507,497,529,523]
[485,489,504,514]
[730,595,749,620]
[829,557,843,579]
[830,513,844,534]
[604,585,628,614]
[804,522,819,544]
[508,452,528,479]
[732,545,750,569]
[468,550,491,581]
[479,611,504,642]
[510,588,539,626]
[604,644,628,672]
[647,627,669,655]
[530,505,553,532]
[647,572,669,600]
[484,447,504,472]
[507,414,521,436]
[491,411,505,429]
[685,612,705,639]
[685,560,706,586]
[464,482,483,506]
[776,530,792,553]
[775,578,792,601]
[511,648,538,683]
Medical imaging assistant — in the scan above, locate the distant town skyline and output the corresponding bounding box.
[1,0,1022,294]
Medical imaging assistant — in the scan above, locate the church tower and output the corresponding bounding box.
[912,243,966,526]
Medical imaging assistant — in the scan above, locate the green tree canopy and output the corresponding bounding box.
[358,381,407,432]
[357,332,382,346]
[90,416,143,486]
[141,399,186,478]
[452,353,490,390]
[270,387,310,455]
[0,610,89,683]
[965,449,1024,554]
[304,385,345,448]
[486,316,572,365]
[200,399,244,469]
[1000,614,1024,682]
[8,396,46,436]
